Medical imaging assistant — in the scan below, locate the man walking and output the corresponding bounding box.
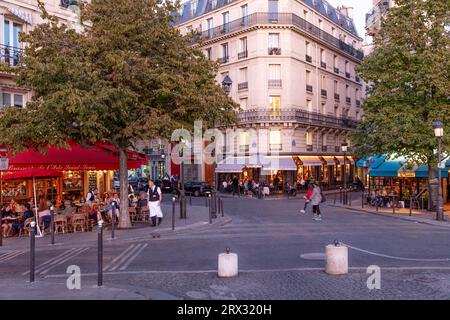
[148,179,163,226]
[300,185,313,214]
[311,182,323,221]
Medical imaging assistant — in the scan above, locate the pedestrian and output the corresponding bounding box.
[147,179,163,227]
[300,184,313,214]
[311,182,323,221]
[232,176,239,196]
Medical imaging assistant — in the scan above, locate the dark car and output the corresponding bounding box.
[128,177,149,193]
[160,178,174,193]
[184,181,212,197]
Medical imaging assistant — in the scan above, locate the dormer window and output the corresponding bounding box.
[190,0,198,16]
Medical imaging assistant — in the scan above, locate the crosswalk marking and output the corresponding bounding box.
[22,247,90,276]
[104,243,148,272]
[0,251,26,263]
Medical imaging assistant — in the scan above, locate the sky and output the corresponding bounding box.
[319,0,373,39]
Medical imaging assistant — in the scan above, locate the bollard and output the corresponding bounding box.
[205,195,208,208]
[30,221,36,282]
[221,198,224,217]
[98,220,103,287]
[50,206,55,245]
[362,192,364,208]
[172,196,176,231]
[325,242,348,275]
[334,191,336,204]
[218,248,238,278]
[339,188,342,204]
[376,200,379,212]
[217,197,221,216]
[111,203,116,239]
[189,192,192,206]
[409,198,412,216]
[392,197,396,214]
[348,192,352,207]
[208,195,212,224]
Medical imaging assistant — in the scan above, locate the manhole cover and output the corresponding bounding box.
[300,253,326,260]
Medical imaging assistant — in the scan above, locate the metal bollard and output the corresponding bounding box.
[409,198,412,216]
[50,206,55,245]
[172,196,176,231]
[205,195,208,208]
[221,198,224,217]
[189,193,192,206]
[392,197,396,214]
[208,195,212,224]
[376,200,379,212]
[362,192,364,208]
[349,192,352,207]
[98,220,103,287]
[339,188,342,204]
[217,197,221,216]
[111,203,116,239]
[30,221,36,282]
[334,191,336,204]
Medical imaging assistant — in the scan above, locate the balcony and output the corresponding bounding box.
[335,146,341,152]
[60,0,78,8]
[306,85,313,93]
[356,100,361,106]
[238,50,248,59]
[322,146,328,152]
[306,145,314,152]
[218,56,229,64]
[0,45,23,67]
[320,61,327,68]
[355,76,361,83]
[193,13,364,61]
[346,97,351,104]
[268,79,282,88]
[321,89,327,97]
[238,82,248,91]
[345,72,351,79]
[227,109,360,130]
[334,67,340,74]
[270,144,283,151]
[305,54,312,63]
[268,47,281,55]
[334,93,340,101]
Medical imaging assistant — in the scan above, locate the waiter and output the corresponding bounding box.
[147,179,163,227]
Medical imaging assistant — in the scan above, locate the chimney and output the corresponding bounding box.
[337,6,354,19]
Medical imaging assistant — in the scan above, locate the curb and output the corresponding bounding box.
[329,204,450,229]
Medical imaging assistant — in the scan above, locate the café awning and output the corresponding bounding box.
[322,156,337,166]
[262,156,298,171]
[299,156,323,167]
[335,157,355,165]
[369,160,405,177]
[215,163,245,173]
[415,165,449,178]
[1,142,147,171]
[2,168,63,181]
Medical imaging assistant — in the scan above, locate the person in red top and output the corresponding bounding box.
[300,185,313,214]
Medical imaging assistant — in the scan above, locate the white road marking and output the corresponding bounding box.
[39,247,90,275]
[0,251,26,263]
[104,244,148,271]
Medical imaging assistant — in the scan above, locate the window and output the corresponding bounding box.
[269,64,281,80]
[335,134,340,147]
[356,110,360,121]
[318,19,323,30]
[270,96,281,116]
[321,75,326,89]
[321,102,326,114]
[334,80,339,93]
[346,85,350,97]
[190,0,198,16]
[305,41,310,55]
[334,55,338,68]
[240,98,248,110]
[221,43,229,60]
[345,60,349,73]
[320,49,325,62]
[241,4,248,25]
[303,10,308,22]
[306,99,313,112]
[268,33,279,49]
[321,132,327,146]
[306,131,312,145]
[268,0,279,21]
[240,132,249,152]
[206,48,212,60]
[222,12,230,32]
[240,37,247,52]
[2,93,23,108]
[306,70,312,85]
[269,130,282,151]
[207,18,214,37]
[240,67,248,82]
[356,88,360,100]
[334,105,339,117]
[332,27,336,37]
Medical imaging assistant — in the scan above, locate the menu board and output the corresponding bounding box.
[88,171,97,191]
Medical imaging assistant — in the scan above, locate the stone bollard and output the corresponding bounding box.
[325,242,348,275]
[218,248,238,278]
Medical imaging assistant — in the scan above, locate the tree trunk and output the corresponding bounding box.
[428,164,438,212]
[118,146,132,228]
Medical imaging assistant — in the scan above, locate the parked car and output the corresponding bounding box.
[114,177,149,194]
[161,179,174,193]
[184,181,212,197]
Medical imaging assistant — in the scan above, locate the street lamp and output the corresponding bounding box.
[341,142,348,205]
[221,75,233,95]
[433,120,444,221]
[179,139,187,219]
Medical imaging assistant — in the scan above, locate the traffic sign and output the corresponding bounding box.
[0,158,9,170]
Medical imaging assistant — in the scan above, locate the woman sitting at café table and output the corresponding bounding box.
[1,205,16,237]
[12,203,34,236]
[37,200,53,231]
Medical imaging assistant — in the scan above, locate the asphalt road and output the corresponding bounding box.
[1,195,450,299]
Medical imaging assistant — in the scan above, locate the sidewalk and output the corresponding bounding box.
[0,203,231,251]
[330,194,450,229]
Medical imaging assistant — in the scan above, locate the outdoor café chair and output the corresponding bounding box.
[54,215,68,234]
[71,214,87,232]
[140,206,150,222]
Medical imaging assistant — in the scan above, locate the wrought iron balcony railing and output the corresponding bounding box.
[306,54,313,63]
[334,67,340,74]
[218,56,229,64]
[268,79,282,88]
[193,13,364,61]
[226,109,359,130]
[238,50,248,59]
[320,61,327,68]
[0,45,23,67]
[306,85,313,93]
[238,82,248,91]
[321,89,327,97]
[334,93,340,101]
[346,97,351,104]
[268,47,281,55]
[345,72,351,78]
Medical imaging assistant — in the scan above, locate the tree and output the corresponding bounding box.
[0,0,238,228]
[353,0,449,209]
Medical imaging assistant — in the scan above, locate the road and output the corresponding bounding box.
[0,195,449,299]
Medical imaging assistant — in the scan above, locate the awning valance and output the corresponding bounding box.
[261,157,298,171]
[335,157,355,165]
[215,163,245,173]
[415,165,449,178]
[369,160,405,177]
[322,156,337,166]
[299,157,323,167]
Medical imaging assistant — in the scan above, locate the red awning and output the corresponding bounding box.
[2,168,63,181]
[1,142,147,171]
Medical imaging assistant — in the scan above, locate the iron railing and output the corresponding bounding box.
[306,85,313,92]
[334,93,340,101]
[268,79,282,88]
[193,13,364,61]
[321,89,327,97]
[0,45,23,67]
[320,61,327,68]
[238,50,248,59]
[238,82,248,90]
[334,67,340,74]
[229,109,359,129]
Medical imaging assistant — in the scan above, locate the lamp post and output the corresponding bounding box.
[433,121,444,221]
[341,142,348,205]
[179,139,187,219]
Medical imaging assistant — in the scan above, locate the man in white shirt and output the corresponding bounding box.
[147,179,163,226]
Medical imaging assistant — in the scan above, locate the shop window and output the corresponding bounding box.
[269,130,282,151]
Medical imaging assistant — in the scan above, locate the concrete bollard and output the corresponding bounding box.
[325,243,348,275]
[218,248,238,278]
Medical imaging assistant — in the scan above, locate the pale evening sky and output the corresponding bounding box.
[326,0,374,39]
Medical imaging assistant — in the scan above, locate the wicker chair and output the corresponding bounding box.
[129,207,137,222]
[71,214,87,232]
[54,215,68,234]
[140,206,150,222]
[21,218,35,237]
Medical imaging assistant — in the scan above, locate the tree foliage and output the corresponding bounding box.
[0,0,238,227]
[353,0,449,167]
